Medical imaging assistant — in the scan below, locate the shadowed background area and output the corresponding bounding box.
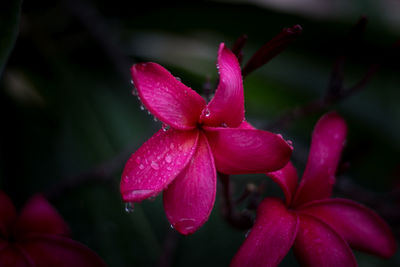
[1,0,399,266]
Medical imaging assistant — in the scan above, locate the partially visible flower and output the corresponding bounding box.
[0,192,106,267]
[120,43,292,234]
[231,112,397,267]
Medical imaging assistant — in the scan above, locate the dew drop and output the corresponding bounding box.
[140,105,145,111]
[221,122,228,128]
[125,202,135,213]
[175,218,196,233]
[139,164,145,170]
[204,109,210,117]
[162,124,170,132]
[151,161,159,170]
[165,155,172,163]
[287,140,293,146]
[175,76,181,82]
[170,224,174,229]
[153,117,158,122]
[245,229,251,238]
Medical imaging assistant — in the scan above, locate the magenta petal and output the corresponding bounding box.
[20,234,106,267]
[294,214,357,267]
[201,43,244,128]
[204,127,292,174]
[0,245,33,267]
[15,195,70,237]
[163,132,216,235]
[299,198,397,258]
[293,112,347,206]
[131,62,206,130]
[0,192,16,236]
[231,198,298,267]
[121,129,199,202]
[238,120,255,129]
[266,162,298,206]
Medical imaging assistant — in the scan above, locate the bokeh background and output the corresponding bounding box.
[1,0,400,266]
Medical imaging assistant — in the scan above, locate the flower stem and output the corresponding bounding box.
[218,172,253,230]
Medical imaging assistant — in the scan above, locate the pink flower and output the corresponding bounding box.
[231,112,397,267]
[0,192,106,266]
[120,43,293,234]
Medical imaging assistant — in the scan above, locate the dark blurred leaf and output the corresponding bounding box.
[0,0,22,76]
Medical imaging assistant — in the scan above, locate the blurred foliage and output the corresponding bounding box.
[0,0,399,266]
[0,0,22,75]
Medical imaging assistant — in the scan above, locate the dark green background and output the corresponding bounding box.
[1,0,399,266]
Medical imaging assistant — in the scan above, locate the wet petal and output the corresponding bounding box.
[0,192,16,236]
[299,198,397,258]
[121,129,199,202]
[15,195,70,237]
[204,127,292,174]
[20,234,106,267]
[163,133,216,235]
[201,43,244,128]
[293,112,347,207]
[231,198,298,267]
[293,214,357,267]
[266,162,298,205]
[131,62,206,130]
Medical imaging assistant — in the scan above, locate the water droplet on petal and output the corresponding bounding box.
[151,161,159,170]
[221,122,228,128]
[125,202,135,213]
[165,155,172,163]
[175,218,196,233]
[139,164,145,170]
[245,229,251,238]
[204,108,210,117]
[153,117,158,122]
[140,105,145,111]
[162,124,170,132]
[175,76,181,82]
[170,224,174,229]
[287,140,293,146]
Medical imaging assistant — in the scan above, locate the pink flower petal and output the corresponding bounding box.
[204,127,292,174]
[293,112,347,207]
[293,214,357,267]
[266,162,298,206]
[121,129,199,202]
[0,245,34,267]
[20,234,106,267]
[238,120,255,129]
[231,198,298,267]
[163,132,216,235]
[131,62,206,130]
[201,43,244,128]
[14,195,70,238]
[299,198,397,258]
[0,192,16,237]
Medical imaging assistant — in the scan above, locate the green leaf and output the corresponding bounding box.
[0,0,23,76]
